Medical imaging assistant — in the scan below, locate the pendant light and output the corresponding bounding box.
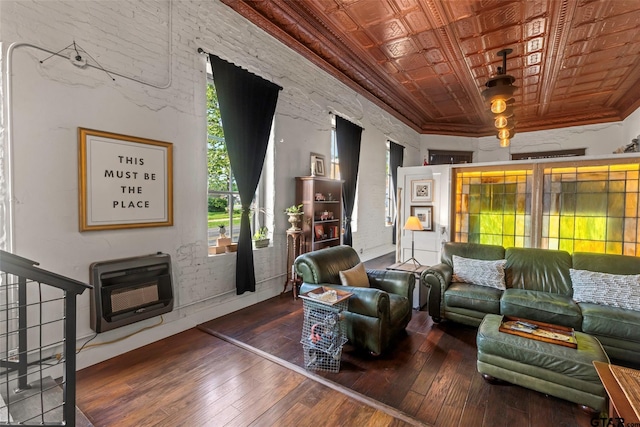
[482,49,517,147]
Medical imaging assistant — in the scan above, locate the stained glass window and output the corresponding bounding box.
[542,163,640,255]
[454,169,533,247]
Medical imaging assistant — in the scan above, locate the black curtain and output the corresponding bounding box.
[389,141,404,244]
[335,116,363,247]
[209,54,281,294]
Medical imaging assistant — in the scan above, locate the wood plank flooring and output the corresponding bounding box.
[76,253,596,427]
[76,328,416,427]
[198,293,594,427]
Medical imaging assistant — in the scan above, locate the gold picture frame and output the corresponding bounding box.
[78,128,173,231]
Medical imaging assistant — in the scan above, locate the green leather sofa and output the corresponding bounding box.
[295,245,414,356]
[424,242,640,364]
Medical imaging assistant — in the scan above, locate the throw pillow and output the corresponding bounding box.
[570,269,640,311]
[452,255,506,290]
[339,262,370,287]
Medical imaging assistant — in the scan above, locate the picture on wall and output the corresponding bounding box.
[411,206,433,231]
[78,128,173,231]
[411,179,433,203]
[311,152,326,177]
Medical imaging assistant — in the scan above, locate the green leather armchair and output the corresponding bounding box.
[295,245,414,355]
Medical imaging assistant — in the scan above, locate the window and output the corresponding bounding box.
[207,62,270,248]
[455,167,533,247]
[207,80,242,245]
[453,157,640,255]
[385,141,394,226]
[330,115,339,179]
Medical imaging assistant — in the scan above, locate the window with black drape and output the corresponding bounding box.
[389,141,404,244]
[209,54,281,295]
[335,116,363,247]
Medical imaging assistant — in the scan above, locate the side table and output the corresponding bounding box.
[386,262,429,309]
[283,229,304,299]
[593,361,640,423]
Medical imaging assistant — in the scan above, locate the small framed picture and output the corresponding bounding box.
[314,224,324,239]
[311,152,326,177]
[411,206,433,231]
[411,179,433,203]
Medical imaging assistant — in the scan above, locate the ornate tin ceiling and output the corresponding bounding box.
[222,0,640,137]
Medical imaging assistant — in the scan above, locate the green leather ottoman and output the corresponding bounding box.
[477,314,608,412]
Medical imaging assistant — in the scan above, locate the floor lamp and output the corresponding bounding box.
[399,216,424,268]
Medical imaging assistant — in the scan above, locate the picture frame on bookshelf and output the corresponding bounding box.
[314,224,324,239]
[310,152,326,177]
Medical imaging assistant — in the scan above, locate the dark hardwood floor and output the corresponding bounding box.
[76,328,416,427]
[76,254,594,427]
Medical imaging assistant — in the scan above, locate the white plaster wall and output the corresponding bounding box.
[0,0,420,369]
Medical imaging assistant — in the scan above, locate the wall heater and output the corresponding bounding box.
[90,252,174,333]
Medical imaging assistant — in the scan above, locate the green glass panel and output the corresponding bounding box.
[480,193,492,212]
[469,195,480,213]
[503,236,515,248]
[559,239,574,253]
[607,193,624,217]
[492,194,505,212]
[574,217,606,240]
[505,183,517,193]
[560,193,576,213]
[559,217,575,238]
[480,214,503,234]
[504,194,516,212]
[561,181,577,193]
[493,183,505,194]
[607,217,623,241]
[469,183,481,194]
[469,215,480,234]
[606,242,622,254]
[576,193,607,216]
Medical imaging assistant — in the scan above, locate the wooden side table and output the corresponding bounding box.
[593,361,640,423]
[283,230,304,299]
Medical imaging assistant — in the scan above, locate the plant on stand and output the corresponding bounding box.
[285,204,303,232]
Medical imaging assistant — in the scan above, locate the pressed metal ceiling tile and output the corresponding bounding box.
[226,0,640,135]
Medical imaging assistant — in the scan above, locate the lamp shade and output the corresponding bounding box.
[404,216,424,231]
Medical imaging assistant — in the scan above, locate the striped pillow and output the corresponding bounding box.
[570,269,640,311]
[452,255,506,290]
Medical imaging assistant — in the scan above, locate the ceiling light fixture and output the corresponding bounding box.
[483,48,517,147]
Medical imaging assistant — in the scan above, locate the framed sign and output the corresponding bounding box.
[78,128,173,231]
[411,206,433,231]
[411,179,433,203]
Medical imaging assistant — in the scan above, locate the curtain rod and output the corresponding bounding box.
[329,111,365,131]
[198,48,282,91]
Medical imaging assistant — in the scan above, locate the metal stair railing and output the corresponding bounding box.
[0,250,91,426]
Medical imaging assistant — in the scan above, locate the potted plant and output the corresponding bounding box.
[285,204,303,231]
[253,226,270,248]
